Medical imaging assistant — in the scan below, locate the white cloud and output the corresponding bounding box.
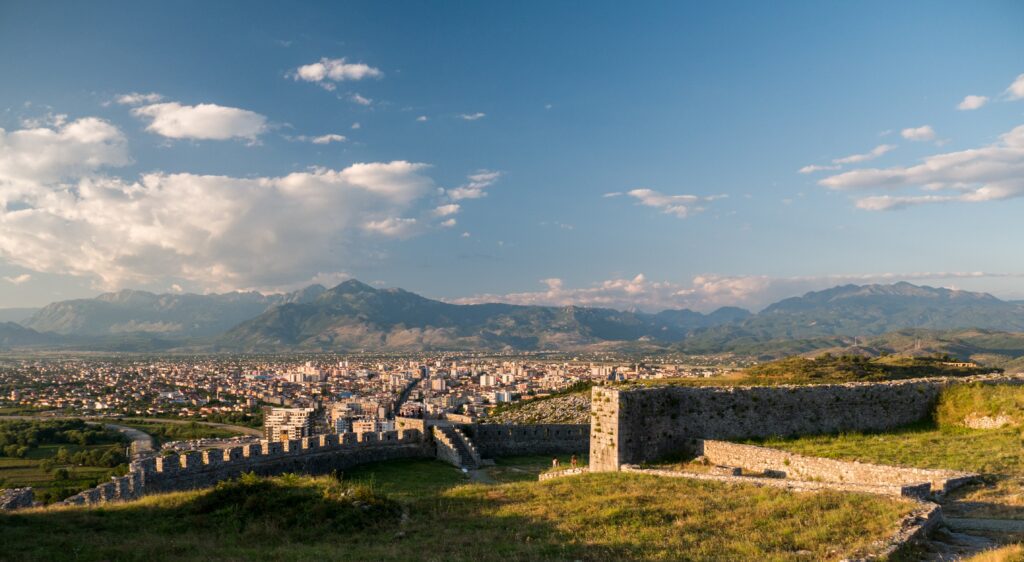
[958,95,989,110]
[602,192,623,198]
[115,92,164,106]
[447,170,500,200]
[460,231,470,238]
[349,93,372,106]
[451,272,1024,313]
[363,217,419,238]
[626,188,724,218]
[291,57,383,90]
[832,144,896,165]
[351,122,361,130]
[432,203,461,217]
[416,116,428,122]
[132,102,267,141]
[458,112,486,121]
[440,218,457,228]
[1006,73,1024,100]
[820,124,1024,210]
[0,116,443,290]
[2,273,31,284]
[901,125,936,142]
[0,117,129,186]
[311,134,347,144]
[798,164,840,174]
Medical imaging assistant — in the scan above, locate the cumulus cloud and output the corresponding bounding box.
[291,57,383,90]
[363,217,419,238]
[432,204,460,217]
[416,116,428,122]
[832,144,896,164]
[131,102,268,141]
[451,272,1024,312]
[820,124,1024,210]
[958,95,989,110]
[114,92,163,106]
[1006,73,1024,100]
[349,93,372,106]
[458,112,486,121]
[901,125,936,142]
[440,218,457,228]
[0,117,443,290]
[625,189,725,218]
[0,117,129,186]
[2,273,31,284]
[447,170,500,200]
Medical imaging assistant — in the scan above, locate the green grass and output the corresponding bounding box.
[0,469,912,561]
[936,383,1024,428]
[749,422,1024,476]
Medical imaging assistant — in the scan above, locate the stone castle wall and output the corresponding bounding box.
[459,424,589,457]
[697,440,974,496]
[59,429,429,507]
[590,375,1024,471]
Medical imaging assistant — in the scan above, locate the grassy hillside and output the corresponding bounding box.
[739,353,993,384]
[0,464,913,561]
[750,384,1024,520]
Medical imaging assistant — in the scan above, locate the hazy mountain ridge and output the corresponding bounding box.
[6,280,1024,353]
[21,285,328,338]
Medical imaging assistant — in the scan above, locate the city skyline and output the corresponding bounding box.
[2,1,1024,311]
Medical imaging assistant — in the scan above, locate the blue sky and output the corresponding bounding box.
[1,1,1023,311]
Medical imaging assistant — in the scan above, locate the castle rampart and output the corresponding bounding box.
[56,429,430,507]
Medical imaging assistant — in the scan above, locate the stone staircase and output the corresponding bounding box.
[433,426,482,469]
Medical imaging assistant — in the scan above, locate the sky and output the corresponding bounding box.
[1,1,1023,312]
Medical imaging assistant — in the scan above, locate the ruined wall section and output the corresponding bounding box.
[593,375,1024,470]
[459,424,589,458]
[59,429,429,507]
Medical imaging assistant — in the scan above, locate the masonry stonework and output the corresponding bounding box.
[459,423,589,458]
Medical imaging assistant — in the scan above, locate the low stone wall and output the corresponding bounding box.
[538,467,588,481]
[591,374,1024,471]
[58,429,430,507]
[0,487,34,510]
[698,440,975,496]
[459,423,589,458]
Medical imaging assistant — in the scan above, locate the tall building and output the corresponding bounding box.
[264,407,315,441]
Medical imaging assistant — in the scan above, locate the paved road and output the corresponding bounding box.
[101,423,155,458]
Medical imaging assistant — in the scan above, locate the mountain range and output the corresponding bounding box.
[2,280,1024,354]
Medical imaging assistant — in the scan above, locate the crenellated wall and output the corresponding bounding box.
[459,423,589,457]
[590,374,1024,471]
[58,429,429,507]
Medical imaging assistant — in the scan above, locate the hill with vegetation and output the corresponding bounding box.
[738,353,995,385]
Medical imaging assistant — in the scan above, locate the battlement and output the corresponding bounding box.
[57,429,427,508]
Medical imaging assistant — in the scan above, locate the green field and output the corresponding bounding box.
[0,418,128,503]
[118,420,242,445]
[0,467,913,561]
